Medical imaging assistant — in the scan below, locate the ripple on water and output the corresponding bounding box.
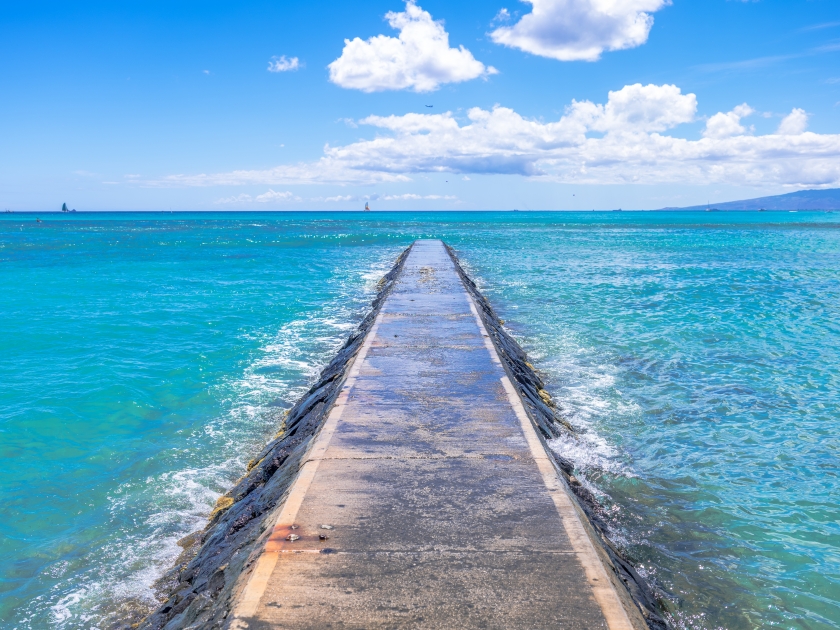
[2,212,839,629]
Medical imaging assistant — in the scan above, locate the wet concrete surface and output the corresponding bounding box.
[230,240,637,629]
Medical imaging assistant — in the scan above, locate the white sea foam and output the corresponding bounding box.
[527,339,638,480]
[26,248,427,629]
[548,430,626,477]
[51,590,85,624]
[48,461,237,628]
[460,260,636,479]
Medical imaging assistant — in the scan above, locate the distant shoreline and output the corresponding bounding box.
[2,208,837,214]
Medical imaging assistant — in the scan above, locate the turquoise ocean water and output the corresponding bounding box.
[1,211,838,629]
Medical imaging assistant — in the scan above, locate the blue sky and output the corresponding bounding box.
[2,0,839,210]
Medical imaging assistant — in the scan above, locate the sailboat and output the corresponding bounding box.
[61,203,76,213]
[364,202,371,212]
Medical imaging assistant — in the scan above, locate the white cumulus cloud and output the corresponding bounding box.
[777,108,809,135]
[335,83,697,176]
[490,0,670,61]
[161,83,840,190]
[704,103,754,139]
[328,0,496,92]
[268,56,301,72]
[591,82,696,132]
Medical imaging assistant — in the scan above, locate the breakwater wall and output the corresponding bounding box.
[138,242,666,630]
[445,244,666,629]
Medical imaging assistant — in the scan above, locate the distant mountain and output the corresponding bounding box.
[664,188,840,211]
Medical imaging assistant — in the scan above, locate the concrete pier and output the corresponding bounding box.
[230,240,641,629]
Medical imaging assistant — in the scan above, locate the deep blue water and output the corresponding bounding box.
[1,211,838,629]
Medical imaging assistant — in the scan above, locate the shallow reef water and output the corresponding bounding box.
[1,211,838,629]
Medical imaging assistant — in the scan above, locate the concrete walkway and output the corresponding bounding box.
[231,240,638,629]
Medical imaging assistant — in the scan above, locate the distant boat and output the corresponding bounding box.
[62,203,69,212]
[364,202,371,212]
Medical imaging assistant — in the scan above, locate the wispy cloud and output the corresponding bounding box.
[382,193,457,200]
[267,56,301,72]
[312,194,380,203]
[491,8,511,24]
[212,191,456,205]
[158,161,410,187]
[815,41,840,53]
[214,189,301,204]
[215,193,254,204]
[696,40,840,74]
[798,21,840,32]
[256,189,300,202]
[694,53,798,73]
